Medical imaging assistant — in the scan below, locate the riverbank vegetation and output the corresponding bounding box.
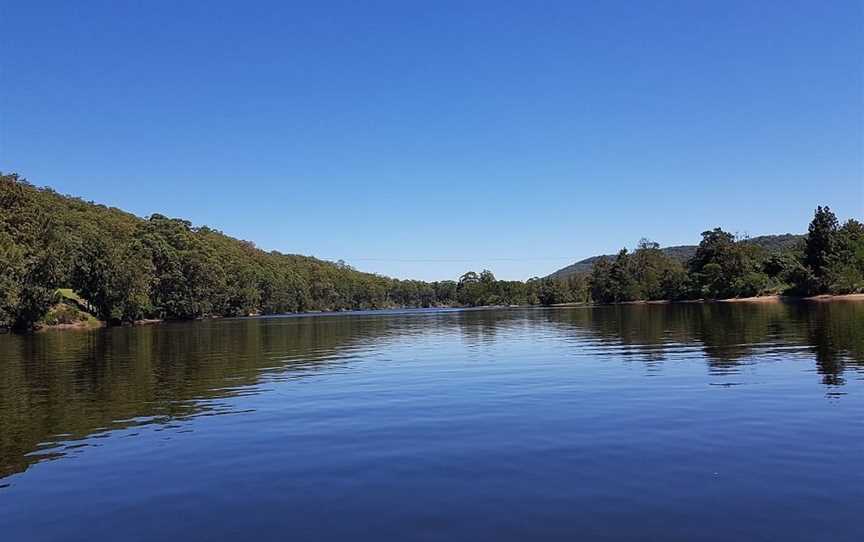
[1,173,862,331]
[586,207,863,304]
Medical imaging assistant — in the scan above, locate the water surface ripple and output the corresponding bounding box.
[1,302,863,541]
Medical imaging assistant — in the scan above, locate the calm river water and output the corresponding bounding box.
[1,302,863,541]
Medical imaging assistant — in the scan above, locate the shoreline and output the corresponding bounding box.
[15,293,864,333]
[719,293,864,303]
[801,293,864,302]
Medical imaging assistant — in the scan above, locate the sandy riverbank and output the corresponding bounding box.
[722,293,864,303]
[553,293,864,307]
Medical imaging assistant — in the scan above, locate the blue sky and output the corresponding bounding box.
[2,1,862,280]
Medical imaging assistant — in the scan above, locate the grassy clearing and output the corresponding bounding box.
[41,303,100,327]
[57,288,86,304]
[36,289,101,329]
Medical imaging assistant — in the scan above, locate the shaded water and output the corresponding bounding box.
[1,302,863,541]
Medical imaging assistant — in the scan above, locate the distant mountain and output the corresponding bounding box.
[547,234,804,280]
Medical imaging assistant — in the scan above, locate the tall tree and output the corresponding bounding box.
[804,206,839,282]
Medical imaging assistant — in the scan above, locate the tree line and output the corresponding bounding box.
[1,173,862,331]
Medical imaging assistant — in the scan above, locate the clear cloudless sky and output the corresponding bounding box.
[1,0,862,281]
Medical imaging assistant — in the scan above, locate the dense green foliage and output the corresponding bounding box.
[589,242,687,304]
[588,208,864,303]
[453,270,588,308]
[0,174,470,329]
[1,173,861,330]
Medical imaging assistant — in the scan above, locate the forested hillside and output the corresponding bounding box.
[549,234,804,279]
[0,174,457,329]
[1,172,862,331]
